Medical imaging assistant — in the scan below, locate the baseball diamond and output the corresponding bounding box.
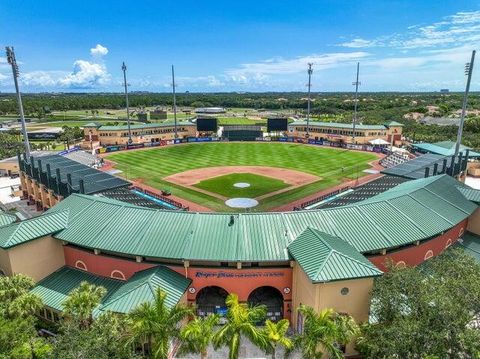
[105,142,379,211]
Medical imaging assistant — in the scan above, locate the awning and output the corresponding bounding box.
[369,138,390,145]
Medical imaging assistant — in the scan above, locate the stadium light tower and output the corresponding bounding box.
[352,62,361,144]
[306,63,313,138]
[172,65,178,139]
[5,47,31,158]
[122,62,132,144]
[455,50,476,157]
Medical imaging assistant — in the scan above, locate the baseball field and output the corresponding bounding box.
[106,142,378,211]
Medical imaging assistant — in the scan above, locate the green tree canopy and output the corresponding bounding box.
[213,293,268,359]
[357,249,480,358]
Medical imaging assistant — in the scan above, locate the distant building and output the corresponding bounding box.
[195,107,226,114]
[136,112,149,122]
[288,120,404,146]
[81,122,196,147]
[440,89,450,93]
[150,108,167,120]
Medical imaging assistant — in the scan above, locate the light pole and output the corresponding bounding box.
[122,62,132,144]
[172,65,178,139]
[352,62,361,144]
[455,50,476,157]
[306,63,313,139]
[6,47,31,158]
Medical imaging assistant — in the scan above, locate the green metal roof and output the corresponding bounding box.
[412,141,480,158]
[0,211,16,227]
[46,175,476,261]
[384,121,404,127]
[31,266,123,312]
[0,210,69,249]
[98,266,191,314]
[456,185,480,203]
[23,154,130,195]
[288,228,382,282]
[453,232,480,262]
[82,122,102,128]
[99,121,195,131]
[289,120,387,131]
[31,265,190,314]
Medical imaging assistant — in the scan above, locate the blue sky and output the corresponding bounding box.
[1,0,480,92]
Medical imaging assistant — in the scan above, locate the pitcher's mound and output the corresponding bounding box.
[233,182,251,188]
[225,198,258,208]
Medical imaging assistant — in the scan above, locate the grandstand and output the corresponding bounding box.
[379,151,411,168]
[63,150,102,168]
[317,175,408,209]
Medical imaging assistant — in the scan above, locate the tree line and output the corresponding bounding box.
[1,92,479,149]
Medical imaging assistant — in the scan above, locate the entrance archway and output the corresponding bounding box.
[248,286,284,322]
[196,286,228,318]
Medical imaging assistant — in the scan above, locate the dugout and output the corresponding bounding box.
[223,125,263,141]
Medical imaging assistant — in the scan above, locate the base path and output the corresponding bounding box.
[272,157,385,212]
[164,166,319,187]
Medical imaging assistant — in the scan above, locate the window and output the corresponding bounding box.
[110,270,126,280]
[75,260,87,271]
[424,250,434,260]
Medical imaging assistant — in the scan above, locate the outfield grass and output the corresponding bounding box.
[107,142,377,212]
[194,173,289,198]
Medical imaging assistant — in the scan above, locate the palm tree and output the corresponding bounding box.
[127,288,193,359]
[62,281,107,329]
[213,293,268,359]
[263,319,292,359]
[179,314,219,359]
[0,274,42,318]
[294,306,359,359]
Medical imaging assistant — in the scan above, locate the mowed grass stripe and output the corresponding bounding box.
[108,143,377,211]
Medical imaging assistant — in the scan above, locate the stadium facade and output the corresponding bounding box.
[2,157,480,356]
[288,120,403,145]
[82,121,197,147]
[4,144,480,357]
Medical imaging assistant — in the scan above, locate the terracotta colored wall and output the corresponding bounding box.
[63,246,155,280]
[175,266,293,321]
[369,220,467,271]
[63,246,293,318]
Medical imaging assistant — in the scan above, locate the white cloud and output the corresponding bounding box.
[340,10,480,50]
[177,75,225,88]
[226,52,369,78]
[58,60,109,88]
[338,38,378,48]
[16,45,111,89]
[90,44,108,57]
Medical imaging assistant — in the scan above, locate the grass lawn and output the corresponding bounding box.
[194,173,289,198]
[107,142,377,212]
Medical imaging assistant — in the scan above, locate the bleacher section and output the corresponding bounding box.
[381,152,468,179]
[318,175,409,209]
[96,188,180,210]
[63,150,102,168]
[379,152,411,168]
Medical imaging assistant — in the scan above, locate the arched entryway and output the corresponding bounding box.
[196,286,228,318]
[248,286,284,322]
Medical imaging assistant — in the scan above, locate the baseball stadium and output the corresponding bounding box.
[2,118,480,357]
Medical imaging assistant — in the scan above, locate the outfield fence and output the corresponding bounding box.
[95,135,392,156]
